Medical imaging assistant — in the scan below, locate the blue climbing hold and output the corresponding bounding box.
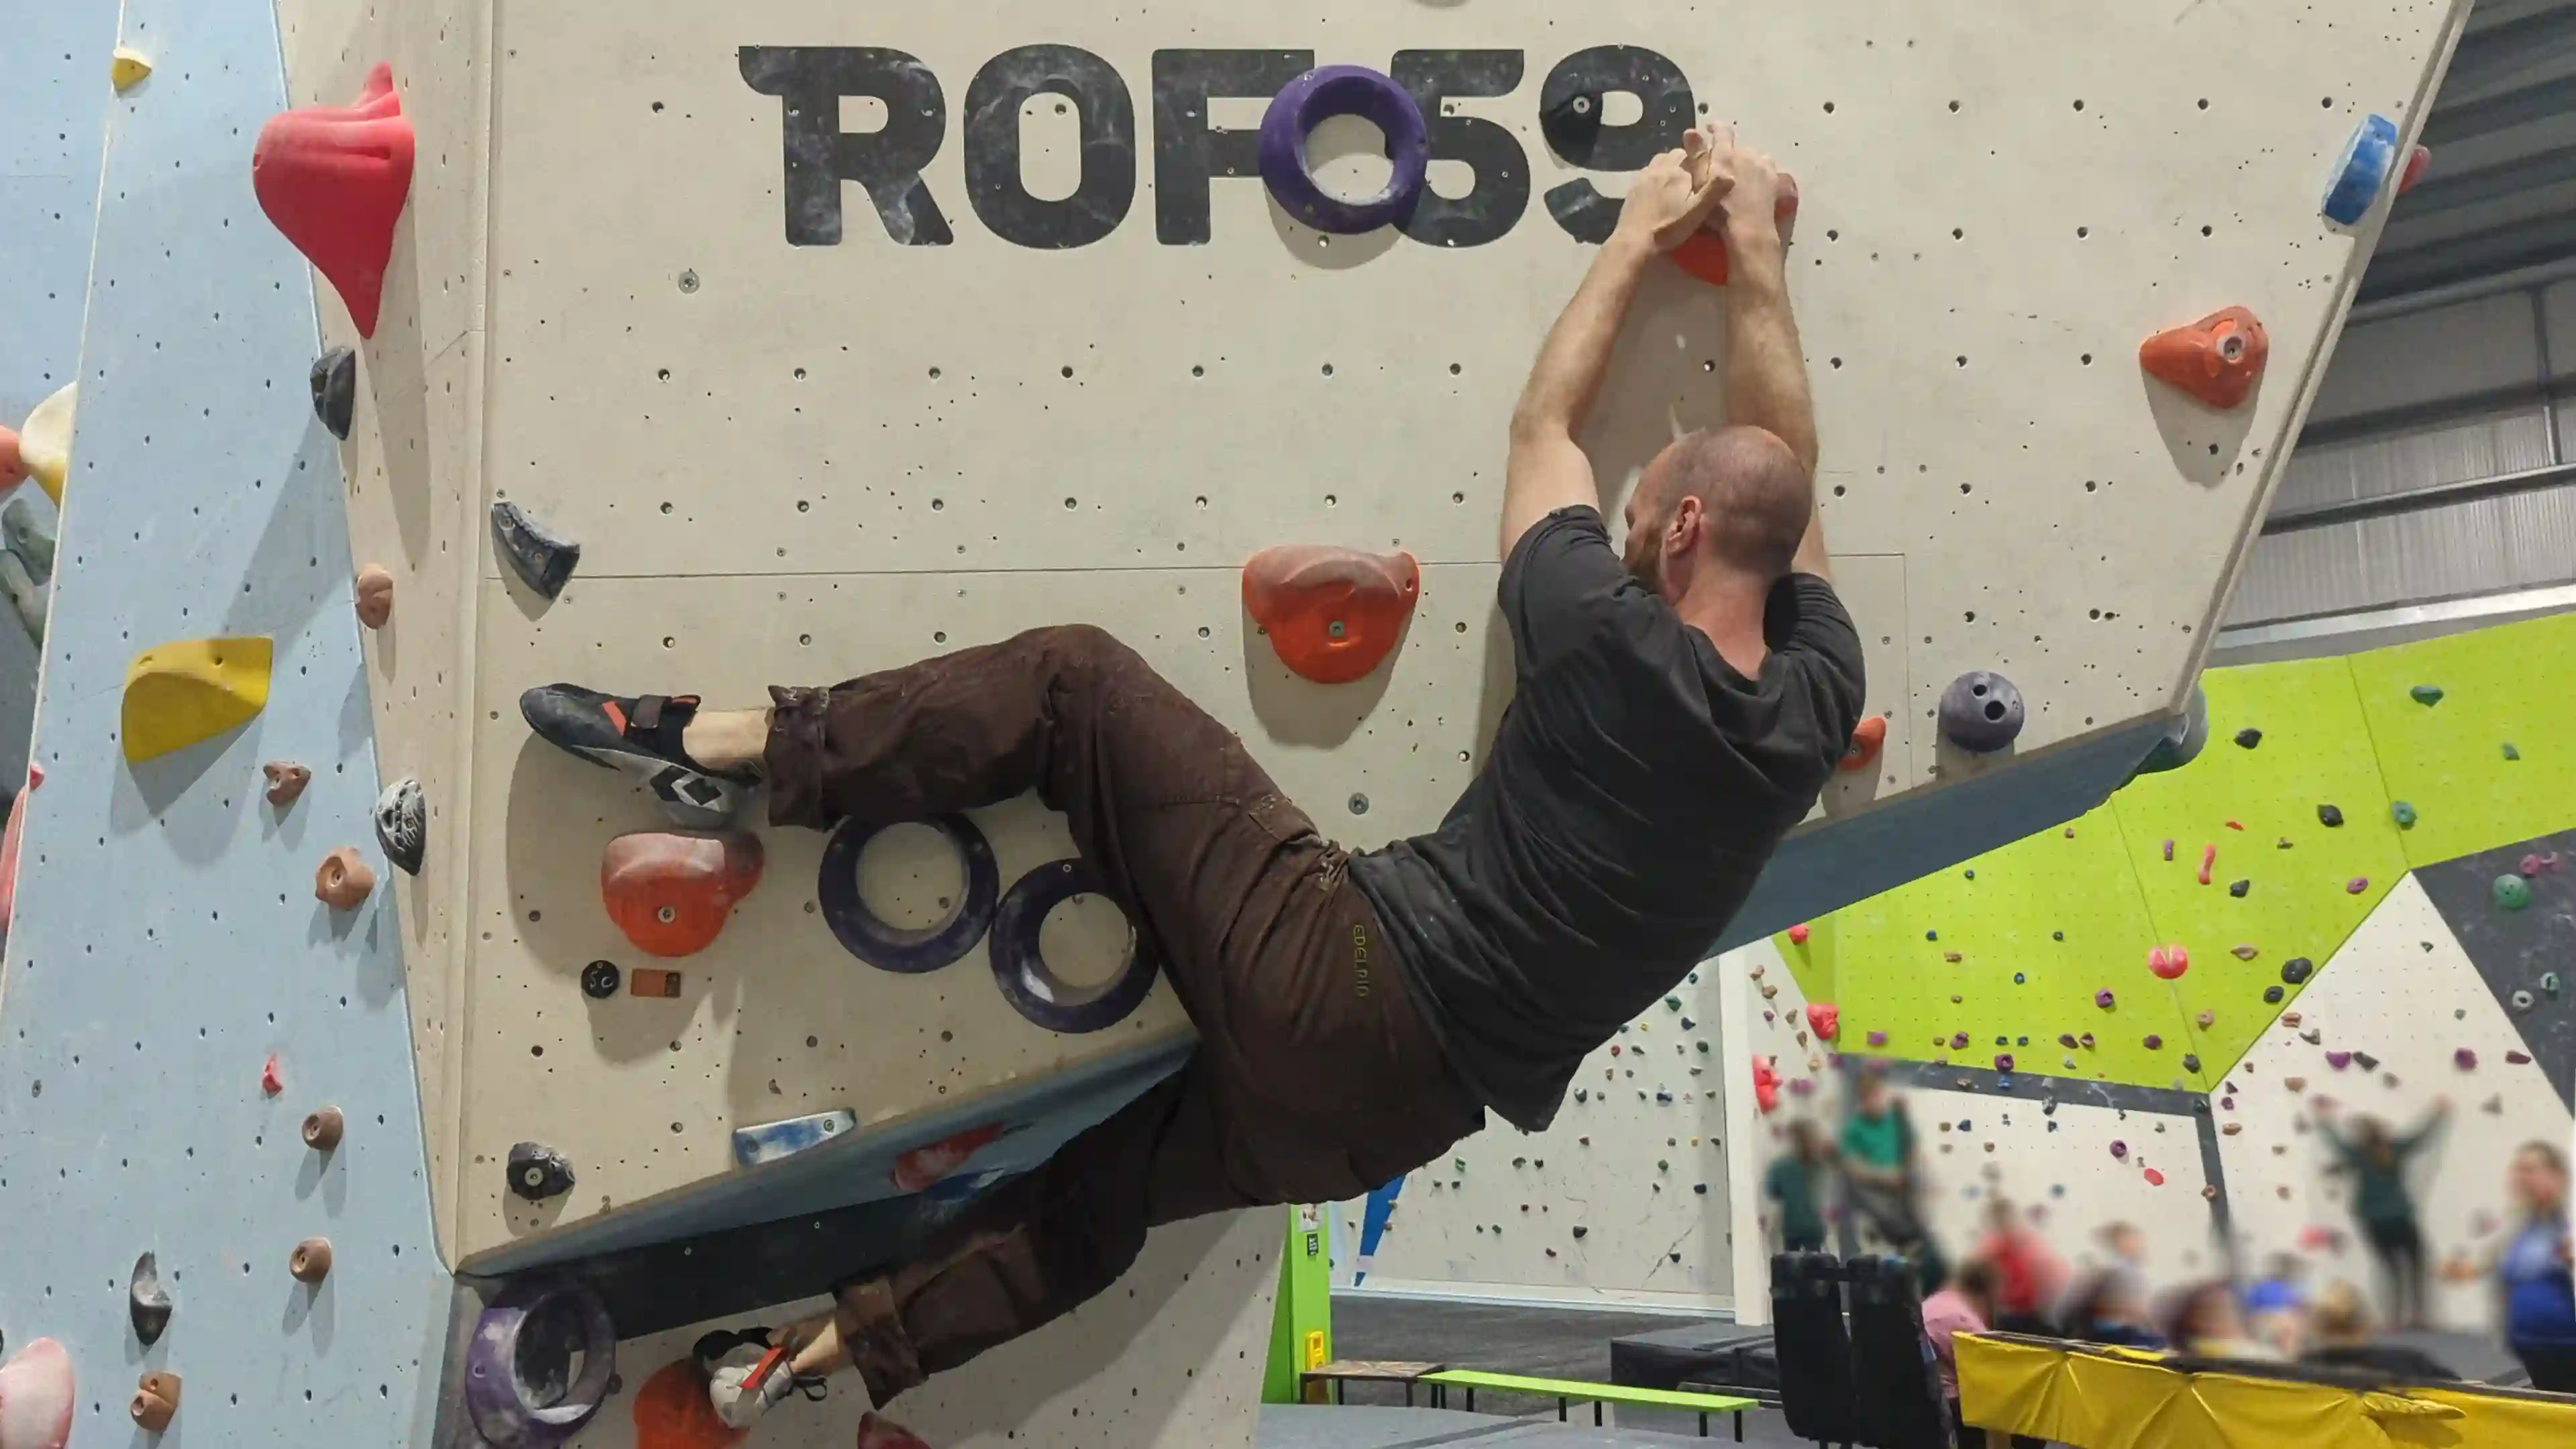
[2322,113,2399,226]
[2392,801,2417,828]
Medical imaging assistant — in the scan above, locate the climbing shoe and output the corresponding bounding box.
[694,1327,826,1430]
[520,684,753,830]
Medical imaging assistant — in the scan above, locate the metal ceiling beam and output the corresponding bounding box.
[2359,208,2576,302]
[2445,3,2576,96]
[2421,71,2576,147]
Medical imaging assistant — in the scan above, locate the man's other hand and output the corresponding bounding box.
[1615,145,1730,254]
[1685,123,1789,245]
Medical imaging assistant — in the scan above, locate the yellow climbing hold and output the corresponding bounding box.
[122,637,273,762]
[19,382,76,506]
[111,47,152,92]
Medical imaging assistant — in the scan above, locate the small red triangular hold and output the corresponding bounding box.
[252,62,415,338]
[2139,305,2269,411]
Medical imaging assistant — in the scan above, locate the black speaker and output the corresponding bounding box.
[1771,1251,1858,1444]
[1845,1254,1954,1449]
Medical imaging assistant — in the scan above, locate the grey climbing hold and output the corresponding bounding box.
[2503,743,2521,761]
[130,1251,172,1346]
[2544,972,2563,996]
[2234,728,2261,749]
[2513,989,2535,1012]
[2353,1051,2381,1071]
[2182,1054,2201,1073]
[2,497,56,580]
[506,1141,576,1201]
[375,776,425,875]
[2229,879,2250,898]
[491,500,582,600]
[311,346,356,440]
[2318,804,2344,828]
[2281,957,2314,985]
[1939,670,2026,753]
[2300,1029,2322,1044]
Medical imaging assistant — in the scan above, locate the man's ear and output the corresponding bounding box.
[1668,495,1705,553]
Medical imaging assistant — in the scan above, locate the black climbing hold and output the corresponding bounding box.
[818,814,1000,974]
[989,858,1160,1033]
[2353,1051,2381,1071]
[2052,930,2065,941]
[1571,1225,1589,1239]
[376,776,425,875]
[1536,73,1606,162]
[1939,670,2026,753]
[2229,879,2250,898]
[506,1141,576,1201]
[2318,804,2344,828]
[2132,683,2208,779]
[2281,957,2314,985]
[465,1277,616,1447]
[2234,728,2262,749]
[2264,985,2285,1004]
[490,500,582,600]
[1693,1183,1708,1194]
[311,346,356,441]
[2182,1054,2202,1073]
[580,960,621,1000]
[129,1251,172,1347]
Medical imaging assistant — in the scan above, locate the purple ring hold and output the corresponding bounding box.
[818,814,1001,974]
[1256,65,1430,234]
[989,858,1161,1033]
[464,1277,616,1448]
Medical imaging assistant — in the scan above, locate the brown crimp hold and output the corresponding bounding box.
[130,1371,180,1432]
[315,847,375,909]
[289,1236,332,1283]
[263,761,311,807]
[630,967,682,999]
[302,1105,345,1150]
[354,564,394,629]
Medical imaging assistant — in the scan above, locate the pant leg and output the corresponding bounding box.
[2515,1342,2576,1392]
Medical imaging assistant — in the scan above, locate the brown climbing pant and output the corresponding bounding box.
[765,625,1483,1406]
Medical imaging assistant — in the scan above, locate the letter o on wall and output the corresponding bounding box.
[1257,64,1430,233]
[963,45,1137,248]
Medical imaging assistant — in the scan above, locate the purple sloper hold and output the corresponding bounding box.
[1257,66,1430,234]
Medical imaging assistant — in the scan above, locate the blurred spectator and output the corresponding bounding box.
[1974,1199,2065,1334]
[1766,1118,1830,1253]
[2159,1280,2280,1360]
[2059,1225,2162,1349]
[2316,1097,2449,1329]
[2302,1281,2459,1383]
[2244,1252,2310,1357]
[1840,1071,1946,1291]
[2497,1141,2576,1392]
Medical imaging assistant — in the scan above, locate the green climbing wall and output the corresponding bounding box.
[1780,651,2440,1091]
[2350,611,2576,869]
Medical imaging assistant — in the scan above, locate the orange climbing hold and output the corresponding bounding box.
[1242,545,1421,685]
[1671,176,1801,286]
[252,64,414,338]
[0,427,23,492]
[2139,306,2269,411]
[1839,714,1886,773]
[602,831,765,958]
[632,1356,747,1449]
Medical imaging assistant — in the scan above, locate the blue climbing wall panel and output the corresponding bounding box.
[0,0,114,815]
[0,0,452,1439]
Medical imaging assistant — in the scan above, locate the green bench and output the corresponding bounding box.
[1419,1368,1763,1440]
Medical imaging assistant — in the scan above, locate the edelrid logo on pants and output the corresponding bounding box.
[1352,922,1372,998]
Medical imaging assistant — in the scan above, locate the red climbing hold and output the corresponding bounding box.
[1787,922,1811,946]
[2397,145,2432,196]
[0,427,24,492]
[0,773,28,930]
[1805,1002,1839,1041]
[251,62,415,339]
[2197,844,2216,887]
[892,1122,1013,1193]
[2148,945,2190,981]
[1839,714,1887,774]
[260,1053,284,1095]
[2143,1168,2166,1187]
[2139,306,2270,411]
[1670,176,1800,286]
[1242,545,1421,685]
[602,831,764,957]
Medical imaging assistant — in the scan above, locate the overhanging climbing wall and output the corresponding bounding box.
[256,0,2472,1282]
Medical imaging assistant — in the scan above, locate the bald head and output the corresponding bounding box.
[1637,425,1812,578]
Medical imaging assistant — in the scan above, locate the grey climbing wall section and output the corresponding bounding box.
[2414,825,2576,1110]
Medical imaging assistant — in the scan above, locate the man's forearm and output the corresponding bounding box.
[1723,219,1829,575]
[1511,231,1656,443]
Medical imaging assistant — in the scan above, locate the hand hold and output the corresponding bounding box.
[1241,544,1421,685]
[603,832,764,958]
[315,847,375,909]
[2196,1010,2215,1028]
[1951,1031,1971,1050]
[2096,989,2116,1009]
[2353,1052,2380,1071]
[1787,922,1810,945]
[2234,728,2262,749]
[2281,957,2314,985]
[2398,144,2432,195]
[2509,1049,2534,1065]
[1938,671,2025,753]
[2286,1077,2307,1091]
[129,1371,178,1432]
[2143,1034,2163,1051]
[1256,66,1429,234]
[301,1105,344,1150]
[311,347,356,440]
[261,1053,284,1095]
[129,1252,171,1347]
[288,1237,332,1283]
[121,637,273,762]
[110,47,152,92]
[2109,1141,2127,1160]
[1994,1053,2014,1071]
[2149,945,2189,980]
[2079,1032,2096,1049]
[2229,879,2251,898]
[2494,874,2534,911]
[16,381,75,506]
[490,500,582,600]
[2139,305,2270,409]
[262,761,311,807]
[506,1141,576,1201]
[354,564,394,629]
[252,64,415,337]
[2456,1049,2478,1070]
[2524,854,2548,878]
[2410,684,2444,706]
[0,426,21,492]
[2346,877,2369,896]
[1839,713,1887,773]
[2391,801,2417,828]
[1866,1030,1887,1047]
[2198,845,2216,887]
[2283,1012,2303,1028]
[2323,113,2400,225]
[2163,839,2175,861]
[2514,989,2536,1012]
[375,777,425,875]
[2232,944,2257,961]
[2327,1051,2351,1070]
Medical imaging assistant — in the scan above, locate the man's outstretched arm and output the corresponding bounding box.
[1709,138,1829,580]
[1501,148,1726,559]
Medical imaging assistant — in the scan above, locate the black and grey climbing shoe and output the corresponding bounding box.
[695,1327,827,1430]
[519,684,753,830]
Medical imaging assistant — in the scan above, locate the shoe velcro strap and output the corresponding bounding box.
[631,695,667,732]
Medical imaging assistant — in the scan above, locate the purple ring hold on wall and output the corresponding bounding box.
[1257,65,1430,234]
[819,813,1001,974]
[464,1277,616,1448]
[990,858,1161,1033]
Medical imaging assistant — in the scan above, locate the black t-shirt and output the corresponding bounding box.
[1349,506,1866,1132]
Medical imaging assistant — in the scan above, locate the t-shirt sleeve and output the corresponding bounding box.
[1499,506,1654,674]
[1768,573,1868,749]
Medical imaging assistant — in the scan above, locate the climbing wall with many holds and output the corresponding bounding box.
[330,0,2475,1282]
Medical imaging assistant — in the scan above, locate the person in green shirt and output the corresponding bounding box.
[2318,1097,2450,1329]
[1840,1071,1945,1291]
[1766,1119,1831,1252]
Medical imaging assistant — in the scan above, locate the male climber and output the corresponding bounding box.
[521,122,1862,1444]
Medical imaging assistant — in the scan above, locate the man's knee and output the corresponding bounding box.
[1016,623,1146,687]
